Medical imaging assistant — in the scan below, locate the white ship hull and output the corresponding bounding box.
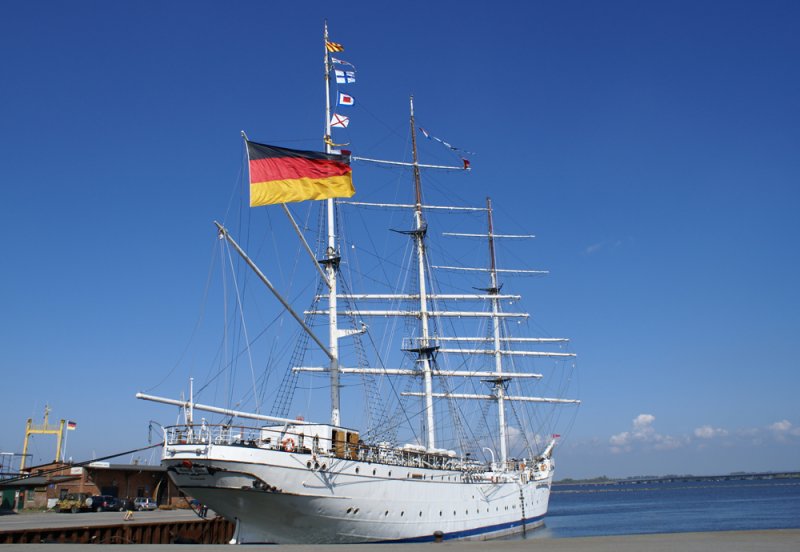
[164,442,552,543]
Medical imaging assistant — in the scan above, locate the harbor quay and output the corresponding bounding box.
[0,529,797,551]
[0,510,232,545]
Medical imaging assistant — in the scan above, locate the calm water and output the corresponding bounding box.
[522,479,800,539]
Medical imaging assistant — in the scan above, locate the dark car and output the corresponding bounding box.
[85,495,117,512]
[117,497,135,511]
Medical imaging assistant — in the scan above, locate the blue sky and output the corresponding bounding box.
[1,1,798,479]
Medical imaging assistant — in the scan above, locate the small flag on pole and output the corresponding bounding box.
[330,56,355,69]
[326,41,344,53]
[335,69,356,84]
[330,113,350,128]
[67,421,77,430]
[338,92,354,106]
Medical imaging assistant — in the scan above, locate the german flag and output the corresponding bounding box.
[246,140,354,207]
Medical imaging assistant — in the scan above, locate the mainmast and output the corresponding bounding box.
[410,96,437,450]
[486,198,509,467]
[323,21,341,426]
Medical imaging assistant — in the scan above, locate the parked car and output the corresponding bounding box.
[104,497,123,511]
[117,497,135,511]
[133,497,158,511]
[85,495,117,512]
[56,492,91,513]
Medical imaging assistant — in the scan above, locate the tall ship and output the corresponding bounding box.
[138,25,580,544]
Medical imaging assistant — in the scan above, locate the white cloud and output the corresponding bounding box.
[609,413,688,453]
[769,420,792,432]
[606,414,800,457]
[732,420,800,444]
[768,419,800,441]
[694,425,729,439]
[633,413,655,430]
[609,431,631,447]
[584,242,605,255]
[584,239,623,255]
[653,435,686,451]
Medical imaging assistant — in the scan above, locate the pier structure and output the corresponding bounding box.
[0,511,234,545]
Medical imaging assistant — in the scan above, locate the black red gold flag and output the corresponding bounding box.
[246,141,354,207]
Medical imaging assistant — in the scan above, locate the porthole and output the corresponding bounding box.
[373,469,376,476]
[388,471,392,477]
[354,508,359,514]
[355,467,359,474]
[384,511,389,516]
[346,507,352,514]
[400,511,404,517]
[419,511,422,517]
[439,511,442,516]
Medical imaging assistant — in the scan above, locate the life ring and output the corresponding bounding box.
[282,437,295,452]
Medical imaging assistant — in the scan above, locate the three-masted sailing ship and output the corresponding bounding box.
[138,25,579,544]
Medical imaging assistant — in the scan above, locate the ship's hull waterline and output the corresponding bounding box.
[165,444,552,544]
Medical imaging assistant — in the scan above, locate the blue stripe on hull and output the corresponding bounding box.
[377,513,546,543]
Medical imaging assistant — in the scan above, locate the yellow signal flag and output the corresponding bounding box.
[326,41,345,53]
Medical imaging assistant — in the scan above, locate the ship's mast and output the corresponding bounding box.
[409,96,437,450]
[486,198,509,467]
[323,21,341,426]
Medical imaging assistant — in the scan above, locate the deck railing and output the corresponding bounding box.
[162,424,545,478]
[163,424,496,472]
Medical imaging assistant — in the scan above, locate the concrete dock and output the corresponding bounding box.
[0,529,797,551]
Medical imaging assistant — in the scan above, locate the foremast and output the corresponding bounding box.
[323,21,341,426]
